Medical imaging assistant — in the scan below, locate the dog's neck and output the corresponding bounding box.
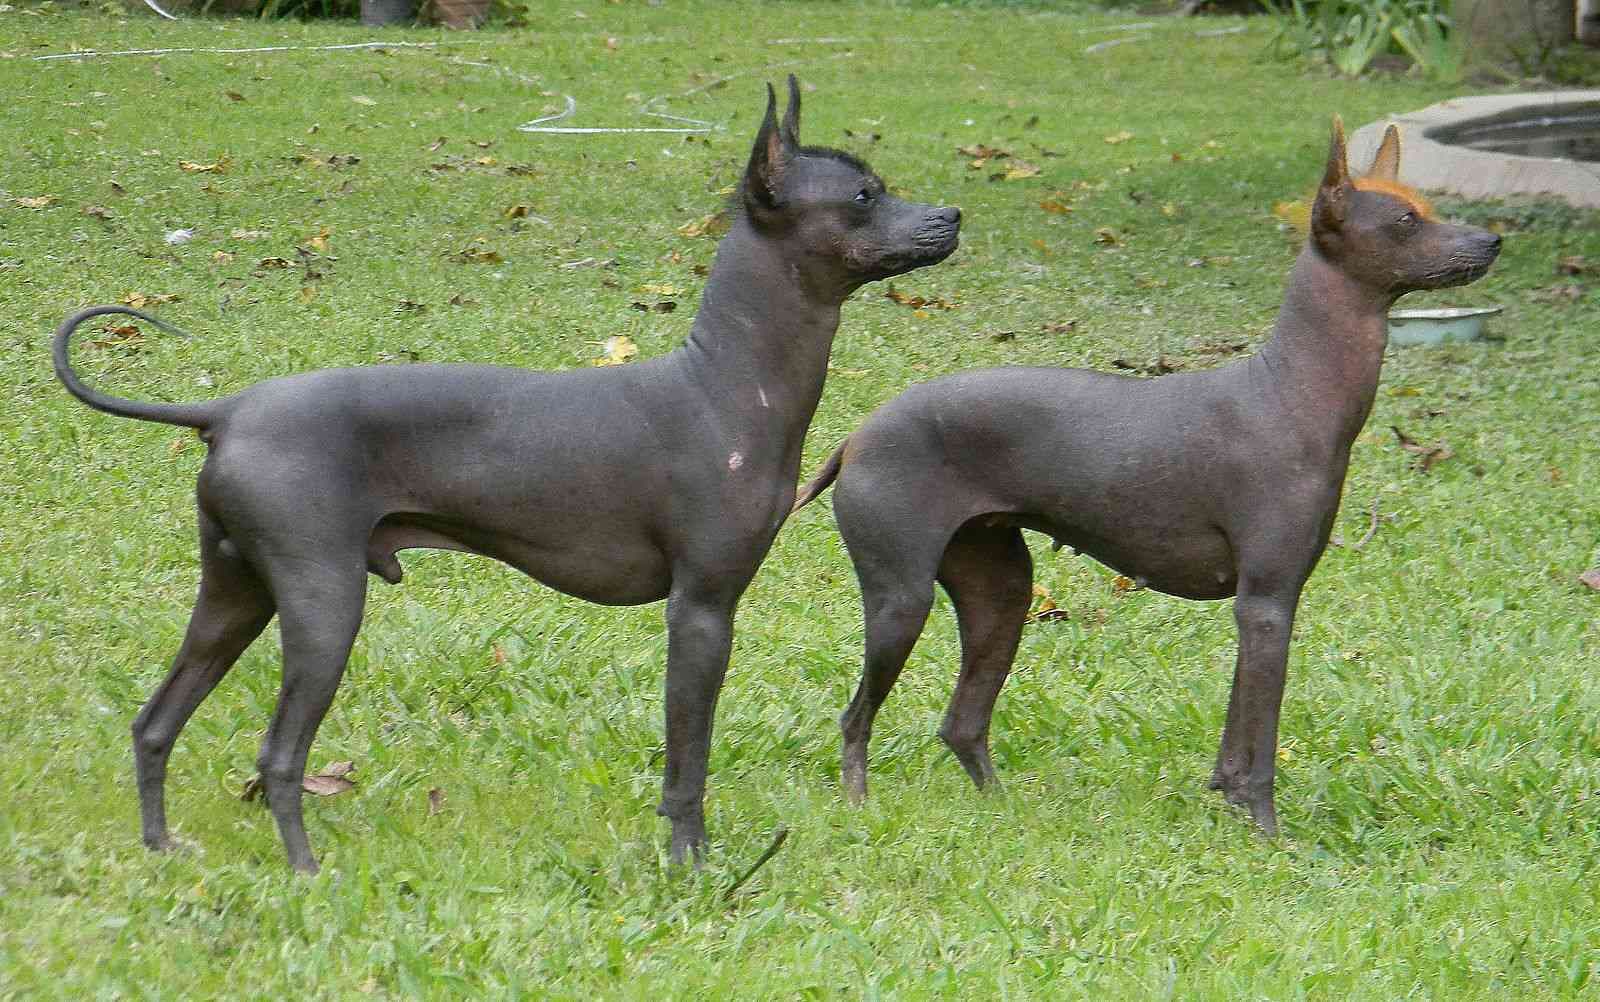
[676,218,844,450]
[1254,245,1396,452]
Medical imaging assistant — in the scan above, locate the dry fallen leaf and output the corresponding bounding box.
[351,95,378,106]
[1042,319,1078,334]
[90,323,144,350]
[595,334,639,365]
[885,285,958,310]
[503,204,531,219]
[1093,227,1119,246]
[302,761,357,796]
[427,787,446,815]
[677,212,729,238]
[178,159,229,174]
[1111,575,1139,593]
[1103,130,1134,145]
[640,283,682,296]
[452,245,504,265]
[13,195,55,208]
[993,160,1040,182]
[630,300,677,313]
[213,250,235,264]
[224,90,245,102]
[83,204,113,221]
[258,256,292,269]
[1556,255,1589,276]
[1273,199,1310,233]
[1579,569,1600,591]
[1039,197,1072,215]
[1030,583,1070,622]
[120,291,179,308]
[1391,425,1453,473]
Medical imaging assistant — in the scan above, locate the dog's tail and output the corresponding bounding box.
[54,306,220,429]
[792,438,849,512]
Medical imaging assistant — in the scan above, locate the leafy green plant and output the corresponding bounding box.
[1262,0,1461,79]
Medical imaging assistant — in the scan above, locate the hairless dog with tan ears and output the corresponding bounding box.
[793,118,1499,835]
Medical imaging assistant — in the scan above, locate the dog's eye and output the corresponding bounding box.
[854,189,874,205]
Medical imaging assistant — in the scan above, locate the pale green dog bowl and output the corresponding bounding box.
[1387,306,1503,346]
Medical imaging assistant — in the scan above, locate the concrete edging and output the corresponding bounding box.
[1349,91,1600,208]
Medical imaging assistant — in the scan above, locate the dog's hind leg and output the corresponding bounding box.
[935,522,1032,791]
[253,547,368,874]
[134,509,275,853]
[834,510,951,805]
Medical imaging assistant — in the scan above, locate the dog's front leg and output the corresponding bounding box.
[1213,588,1301,837]
[657,581,740,866]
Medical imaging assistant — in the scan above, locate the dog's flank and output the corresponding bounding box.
[794,117,1499,834]
[56,75,960,873]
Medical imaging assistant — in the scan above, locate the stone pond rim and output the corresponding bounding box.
[1350,91,1600,209]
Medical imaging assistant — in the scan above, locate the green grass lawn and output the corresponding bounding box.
[3,2,1599,997]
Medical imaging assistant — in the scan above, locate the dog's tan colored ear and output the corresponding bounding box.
[1312,115,1351,234]
[1367,124,1401,181]
[1321,115,1350,191]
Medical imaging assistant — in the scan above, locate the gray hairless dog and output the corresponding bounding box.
[793,118,1499,834]
[54,77,961,873]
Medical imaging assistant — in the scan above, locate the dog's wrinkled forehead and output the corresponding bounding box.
[1351,177,1436,220]
[787,148,884,199]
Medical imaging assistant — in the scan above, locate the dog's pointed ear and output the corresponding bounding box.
[743,81,792,210]
[1312,115,1352,234]
[781,74,802,149]
[1367,123,1402,181]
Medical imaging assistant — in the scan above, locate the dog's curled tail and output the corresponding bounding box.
[54,306,220,429]
[791,438,848,512]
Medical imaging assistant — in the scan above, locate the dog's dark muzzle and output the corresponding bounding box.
[1427,230,1502,289]
[913,206,962,262]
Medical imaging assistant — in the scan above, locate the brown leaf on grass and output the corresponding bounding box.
[503,204,532,219]
[90,323,144,350]
[224,90,246,102]
[83,204,113,221]
[396,299,428,312]
[1556,255,1590,276]
[1579,569,1600,591]
[1094,227,1119,246]
[1039,197,1073,215]
[257,256,293,269]
[13,195,55,208]
[1103,130,1134,145]
[630,300,677,313]
[1189,336,1248,357]
[429,136,448,152]
[298,285,318,304]
[1042,319,1078,333]
[213,250,234,264]
[1112,355,1181,376]
[241,776,264,802]
[957,143,1013,171]
[427,787,446,815]
[291,153,361,170]
[231,228,267,241]
[120,291,179,308]
[302,761,356,796]
[595,334,639,366]
[1030,583,1070,623]
[885,285,958,310]
[1531,283,1585,303]
[677,212,729,239]
[1111,574,1140,593]
[447,293,476,307]
[178,159,229,174]
[452,244,504,265]
[1391,425,1454,472]
[991,160,1040,182]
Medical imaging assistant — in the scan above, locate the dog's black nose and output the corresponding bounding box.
[935,206,961,225]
